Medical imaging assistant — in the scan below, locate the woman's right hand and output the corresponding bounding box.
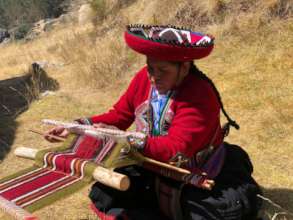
[44,126,70,142]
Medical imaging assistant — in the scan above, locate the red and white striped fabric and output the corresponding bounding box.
[0,135,110,211]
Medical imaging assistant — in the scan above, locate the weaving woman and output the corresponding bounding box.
[45,25,261,220]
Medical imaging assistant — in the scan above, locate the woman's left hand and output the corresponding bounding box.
[127,135,147,151]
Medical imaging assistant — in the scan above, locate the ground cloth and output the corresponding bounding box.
[0,134,114,212]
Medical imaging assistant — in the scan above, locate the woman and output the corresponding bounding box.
[45,24,261,220]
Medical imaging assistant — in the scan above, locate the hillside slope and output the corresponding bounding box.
[0,0,292,219]
[0,0,71,28]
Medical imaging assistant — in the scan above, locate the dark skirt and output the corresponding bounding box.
[89,142,262,220]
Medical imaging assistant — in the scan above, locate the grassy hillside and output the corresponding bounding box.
[0,0,292,219]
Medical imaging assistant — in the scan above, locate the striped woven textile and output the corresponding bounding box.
[0,134,115,212]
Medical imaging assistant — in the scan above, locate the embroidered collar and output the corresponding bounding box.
[149,87,173,136]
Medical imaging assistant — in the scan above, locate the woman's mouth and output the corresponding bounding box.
[155,83,163,89]
[154,81,163,86]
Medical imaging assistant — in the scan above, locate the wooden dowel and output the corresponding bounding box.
[92,167,130,191]
[14,147,38,159]
[132,152,191,175]
[142,156,191,174]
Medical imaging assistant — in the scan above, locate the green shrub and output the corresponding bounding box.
[90,0,107,20]
[14,23,31,39]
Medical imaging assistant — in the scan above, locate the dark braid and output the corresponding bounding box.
[190,62,240,136]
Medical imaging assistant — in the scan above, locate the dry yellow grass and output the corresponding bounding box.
[0,0,292,219]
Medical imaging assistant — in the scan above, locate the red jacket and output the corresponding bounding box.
[90,66,223,163]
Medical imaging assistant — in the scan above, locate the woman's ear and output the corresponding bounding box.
[176,61,191,87]
[182,61,191,77]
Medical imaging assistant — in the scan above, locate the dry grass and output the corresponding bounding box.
[0,0,292,219]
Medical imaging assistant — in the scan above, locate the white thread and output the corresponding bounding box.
[42,119,146,140]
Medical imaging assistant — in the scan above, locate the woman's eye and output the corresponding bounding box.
[147,66,168,77]
[159,68,167,73]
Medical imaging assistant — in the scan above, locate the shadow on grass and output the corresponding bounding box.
[0,63,59,160]
[259,187,293,220]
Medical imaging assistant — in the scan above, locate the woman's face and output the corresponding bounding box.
[146,57,189,94]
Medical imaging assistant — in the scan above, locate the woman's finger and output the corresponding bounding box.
[52,126,65,135]
[59,129,70,138]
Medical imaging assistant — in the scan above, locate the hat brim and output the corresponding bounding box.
[124,31,214,61]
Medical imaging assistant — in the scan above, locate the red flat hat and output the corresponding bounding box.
[124,24,214,61]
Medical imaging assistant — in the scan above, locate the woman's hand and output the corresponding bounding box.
[44,126,70,142]
[127,135,147,151]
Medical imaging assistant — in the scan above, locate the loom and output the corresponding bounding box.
[0,119,214,220]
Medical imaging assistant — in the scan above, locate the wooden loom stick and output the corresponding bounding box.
[0,195,38,220]
[134,153,191,174]
[14,147,130,191]
[133,152,215,190]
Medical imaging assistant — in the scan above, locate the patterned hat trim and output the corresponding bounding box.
[126,24,214,48]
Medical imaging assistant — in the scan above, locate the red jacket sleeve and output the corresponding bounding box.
[143,79,222,162]
[90,74,139,130]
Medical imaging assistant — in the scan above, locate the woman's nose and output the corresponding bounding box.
[151,75,162,83]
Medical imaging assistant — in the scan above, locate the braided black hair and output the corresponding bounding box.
[190,62,240,136]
